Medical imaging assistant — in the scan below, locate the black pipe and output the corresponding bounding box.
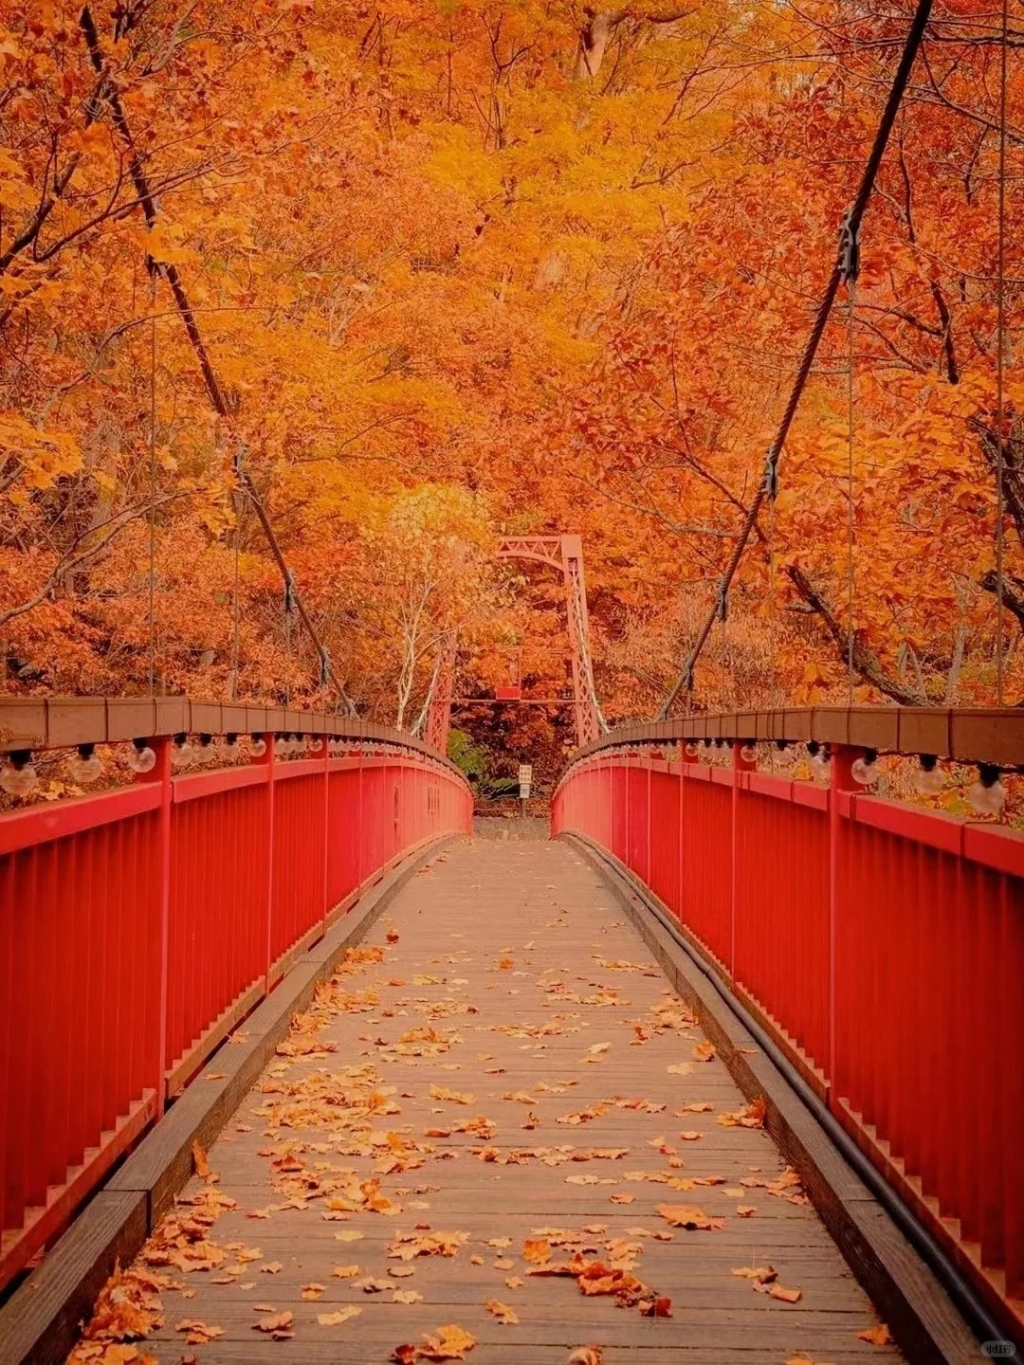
[574,836,1006,1350]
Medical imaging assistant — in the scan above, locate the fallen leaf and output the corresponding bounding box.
[655,1204,725,1231]
[567,1350,604,1365]
[191,1141,211,1179]
[765,1283,802,1303]
[523,1238,552,1264]
[332,1264,360,1278]
[335,1230,364,1242]
[174,1319,225,1345]
[392,1324,477,1361]
[693,1041,716,1062]
[394,1289,423,1304]
[857,1324,893,1346]
[484,1299,518,1325]
[301,1282,325,1300]
[717,1098,767,1129]
[318,1307,362,1326]
[252,1310,293,1336]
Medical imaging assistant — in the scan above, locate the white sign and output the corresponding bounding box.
[518,764,533,783]
[519,782,532,800]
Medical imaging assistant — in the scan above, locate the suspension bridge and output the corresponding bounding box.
[0,657,1022,1365]
[1,1,1022,1362]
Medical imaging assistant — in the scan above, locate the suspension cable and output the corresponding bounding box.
[147,266,157,695]
[845,255,858,704]
[80,7,344,708]
[995,0,1008,705]
[657,0,934,720]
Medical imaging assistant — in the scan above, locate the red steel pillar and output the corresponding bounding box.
[730,741,757,982]
[255,735,276,992]
[136,736,173,1114]
[828,745,859,1101]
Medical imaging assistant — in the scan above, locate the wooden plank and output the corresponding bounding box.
[568,834,985,1365]
[63,834,912,1365]
[0,1192,146,1365]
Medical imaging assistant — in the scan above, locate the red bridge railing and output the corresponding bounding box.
[552,707,1024,1337]
[0,698,472,1290]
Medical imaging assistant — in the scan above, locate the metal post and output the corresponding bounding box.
[828,745,858,1100]
[139,736,172,1115]
[254,735,276,992]
[731,741,757,983]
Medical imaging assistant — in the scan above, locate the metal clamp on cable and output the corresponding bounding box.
[838,207,860,284]
[715,578,728,623]
[763,448,779,500]
[284,571,296,615]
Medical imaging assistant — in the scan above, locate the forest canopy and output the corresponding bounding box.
[0,1,1020,764]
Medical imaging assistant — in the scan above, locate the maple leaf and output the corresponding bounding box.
[484,1299,519,1325]
[523,1238,552,1264]
[429,1085,474,1105]
[191,1141,212,1180]
[393,1324,477,1361]
[252,1310,294,1337]
[692,1041,716,1062]
[857,1324,894,1345]
[567,1350,604,1365]
[318,1307,362,1326]
[655,1204,725,1230]
[717,1098,766,1128]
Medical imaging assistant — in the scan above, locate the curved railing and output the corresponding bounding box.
[552,706,1024,1337]
[0,697,473,1289]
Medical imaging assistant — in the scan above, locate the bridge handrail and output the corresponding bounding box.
[0,694,465,778]
[0,704,472,1293]
[561,704,1024,771]
[553,719,1024,1341]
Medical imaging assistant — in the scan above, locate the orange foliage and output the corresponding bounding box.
[0,1,1021,746]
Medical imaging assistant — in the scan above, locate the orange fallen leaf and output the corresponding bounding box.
[393,1289,423,1304]
[857,1324,893,1346]
[332,1264,360,1278]
[318,1306,362,1326]
[392,1324,477,1361]
[484,1299,518,1325]
[717,1097,767,1129]
[252,1310,293,1336]
[174,1319,225,1345]
[567,1350,604,1365]
[656,1204,725,1231]
[693,1041,716,1062]
[764,1283,802,1303]
[191,1141,211,1179]
[523,1238,552,1264]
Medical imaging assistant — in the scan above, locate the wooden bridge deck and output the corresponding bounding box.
[69,834,902,1364]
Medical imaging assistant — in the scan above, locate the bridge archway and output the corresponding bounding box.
[420,534,605,755]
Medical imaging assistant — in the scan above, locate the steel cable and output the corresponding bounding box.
[657,0,934,719]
